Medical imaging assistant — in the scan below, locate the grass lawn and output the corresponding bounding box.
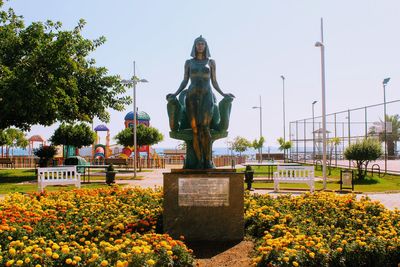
[240,165,400,192]
[0,183,127,195]
[0,169,134,194]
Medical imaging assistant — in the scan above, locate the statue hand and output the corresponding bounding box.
[223,93,235,99]
[166,93,177,101]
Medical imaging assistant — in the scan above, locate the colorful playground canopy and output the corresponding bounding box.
[124,111,150,121]
[94,124,109,131]
[28,135,45,142]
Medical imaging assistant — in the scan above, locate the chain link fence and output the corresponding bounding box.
[289,100,400,174]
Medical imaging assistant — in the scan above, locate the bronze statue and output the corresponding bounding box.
[167,36,234,169]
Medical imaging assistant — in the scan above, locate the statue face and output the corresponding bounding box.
[196,41,206,53]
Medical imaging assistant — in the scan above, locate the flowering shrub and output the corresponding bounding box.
[0,187,194,266]
[245,192,400,266]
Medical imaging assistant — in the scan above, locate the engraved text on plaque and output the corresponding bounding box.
[178,178,229,206]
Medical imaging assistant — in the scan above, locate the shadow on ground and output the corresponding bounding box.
[187,240,242,258]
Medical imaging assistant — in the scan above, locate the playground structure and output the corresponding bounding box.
[118,110,151,159]
[93,124,111,159]
[91,110,152,160]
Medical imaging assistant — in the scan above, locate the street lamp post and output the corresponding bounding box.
[315,18,327,190]
[312,100,318,162]
[252,95,263,163]
[383,77,390,173]
[121,61,148,179]
[281,76,286,143]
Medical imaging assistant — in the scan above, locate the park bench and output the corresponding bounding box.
[37,166,81,192]
[273,165,315,192]
[0,158,15,168]
[105,158,128,168]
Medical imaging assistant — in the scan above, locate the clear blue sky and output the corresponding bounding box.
[5,0,400,149]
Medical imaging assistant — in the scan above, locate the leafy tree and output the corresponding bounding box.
[33,145,57,167]
[0,3,130,130]
[230,136,251,156]
[369,114,400,157]
[50,123,95,157]
[252,136,265,162]
[277,137,292,162]
[0,128,28,156]
[114,124,164,148]
[344,138,382,180]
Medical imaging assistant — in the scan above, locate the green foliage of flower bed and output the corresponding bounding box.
[245,192,400,266]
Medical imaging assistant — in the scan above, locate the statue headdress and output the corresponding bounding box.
[190,35,211,58]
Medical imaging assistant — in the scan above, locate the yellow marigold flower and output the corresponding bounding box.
[61,247,70,254]
[309,252,315,258]
[100,260,109,266]
[52,253,60,259]
[73,256,81,262]
[167,250,173,255]
[25,258,31,264]
[91,253,99,259]
[16,260,24,266]
[22,236,28,240]
[337,247,343,253]
[283,257,290,262]
[66,258,73,264]
[9,248,16,255]
[293,261,299,267]
[147,259,156,265]
[45,250,53,257]
[6,260,15,267]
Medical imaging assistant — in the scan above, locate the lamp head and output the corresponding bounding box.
[280,75,285,80]
[312,100,318,105]
[383,78,390,85]
[315,41,324,47]
[252,106,259,109]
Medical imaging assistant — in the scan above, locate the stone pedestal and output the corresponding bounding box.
[163,169,244,241]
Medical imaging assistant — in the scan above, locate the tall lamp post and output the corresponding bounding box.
[281,75,286,143]
[312,100,318,162]
[121,61,148,179]
[252,95,263,163]
[383,77,390,173]
[315,18,327,190]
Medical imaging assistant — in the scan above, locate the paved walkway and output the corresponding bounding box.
[1,167,399,210]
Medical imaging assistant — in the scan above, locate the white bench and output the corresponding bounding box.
[273,165,315,192]
[37,166,81,192]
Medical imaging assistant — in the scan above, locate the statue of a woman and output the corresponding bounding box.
[166,36,234,169]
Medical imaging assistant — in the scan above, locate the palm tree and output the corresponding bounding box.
[277,137,292,162]
[328,137,341,175]
[369,114,400,157]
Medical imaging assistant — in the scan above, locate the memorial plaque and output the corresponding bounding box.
[342,172,352,187]
[178,178,229,206]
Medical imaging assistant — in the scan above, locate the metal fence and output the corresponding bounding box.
[289,99,400,174]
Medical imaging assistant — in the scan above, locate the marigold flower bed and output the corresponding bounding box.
[245,192,400,267]
[2,187,400,266]
[0,187,194,266]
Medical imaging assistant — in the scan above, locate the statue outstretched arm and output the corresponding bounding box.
[210,59,235,98]
[166,60,190,100]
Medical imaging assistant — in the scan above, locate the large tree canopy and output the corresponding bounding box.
[0,3,130,130]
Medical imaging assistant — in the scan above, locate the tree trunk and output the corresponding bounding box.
[387,141,395,157]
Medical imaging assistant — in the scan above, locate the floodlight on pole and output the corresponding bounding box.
[383,77,390,173]
[121,61,148,179]
[315,18,327,190]
[252,95,263,163]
